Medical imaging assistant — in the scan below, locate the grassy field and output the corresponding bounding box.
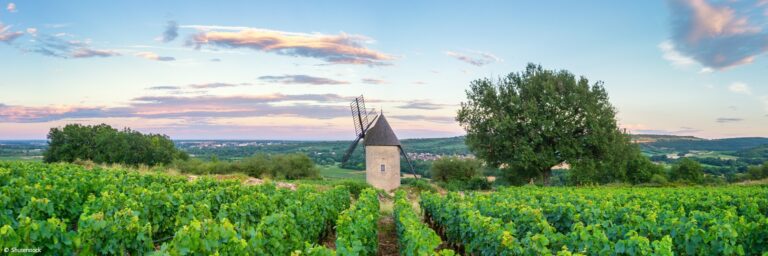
[318,164,366,180]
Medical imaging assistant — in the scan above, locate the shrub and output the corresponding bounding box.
[650,174,668,185]
[172,153,320,180]
[670,158,704,183]
[430,157,482,182]
[401,178,436,193]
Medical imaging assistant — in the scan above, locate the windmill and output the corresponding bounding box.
[341,95,417,191]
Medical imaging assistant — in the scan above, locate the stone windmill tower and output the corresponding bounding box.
[341,95,415,191]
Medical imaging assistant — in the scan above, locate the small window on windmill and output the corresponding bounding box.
[380,164,386,172]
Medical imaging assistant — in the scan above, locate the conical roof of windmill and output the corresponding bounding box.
[364,114,401,146]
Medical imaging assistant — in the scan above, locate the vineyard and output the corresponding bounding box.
[2,161,768,255]
[421,186,768,255]
[0,161,378,255]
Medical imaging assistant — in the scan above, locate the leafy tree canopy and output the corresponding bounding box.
[44,123,188,166]
[457,63,654,184]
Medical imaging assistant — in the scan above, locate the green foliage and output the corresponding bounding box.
[393,190,453,255]
[746,161,768,180]
[670,158,704,183]
[172,153,320,179]
[336,188,380,256]
[77,208,154,255]
[161,218,248,255]
[401,178,437,193]
[423,186,768,255]
[457,63,637,185]
[430,157,481,182]
[0,161,351,255]
[1,217,76,255]
[43,123,188,165]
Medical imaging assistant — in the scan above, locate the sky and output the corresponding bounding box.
[1,0,767,140]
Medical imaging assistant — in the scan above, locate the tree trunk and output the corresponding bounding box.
[542,168,552,186]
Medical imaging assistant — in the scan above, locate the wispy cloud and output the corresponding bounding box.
[728,82,751,94]
[188,82,251,89]
[71,48,120,58]
[0,23,23,43]
[147,86,181,90]
[666,0,768,70]
[147,82,250,91]
[390,115,456,123]
[160,20,178,43]
[25,34,120,58]
[210,58,221,62]
[658,40,696,67]
[6,3,16,13]
[258,75,349,85]
[716,117,743,123]
[186,27,393,66]
[0,94,357,123]
[135,51,175,61]
[361,78,388,85]
[445,50,501,66]
[397,100,452,110]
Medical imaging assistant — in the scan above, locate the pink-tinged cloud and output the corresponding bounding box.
[0,24,23,43]
[6,3,16,13]
[258,75,349,85]
[0,94,357,123]
[135,51,175,61]
[445,50,501,66]
[397,100,452,110]
[390,115,456,123]
[667,0,768,69]
[188,82,250,89]
[188,27,393,66]
[361,78,388,85]
[71,48,120,58]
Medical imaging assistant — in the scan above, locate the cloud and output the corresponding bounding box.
[728,82,751,94]
[26,28,37,35]
[716,117,743,123]
[188,82,250,89]
[633,128,702,135]
[445,50,501,66]
[6,3,16,13]
[24,34,120,58]
[397,100,451,110]
[161,20,178,43]
[258,75,349,85]
[361,78,387,85]
[413,81,427,85]
[210,58,221,62]
[147,83,250,91]
[147,86,182,90]
[71,48,120,58]
[762,95,768,112]
[187,27,393,65]
[658,40,697,67]
[135,51,175,61]
[0,23,24,43]
[0,93,357,123]
[389,115,456,123]
[666,0,768,69]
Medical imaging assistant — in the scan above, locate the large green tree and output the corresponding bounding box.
[457,63,646,184]
[44,123,188,166]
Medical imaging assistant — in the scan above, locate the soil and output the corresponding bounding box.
[377,215,399,256]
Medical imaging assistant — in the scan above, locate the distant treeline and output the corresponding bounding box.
[42,124,320,180]
[641,137,768,152]
[44,124,188,165]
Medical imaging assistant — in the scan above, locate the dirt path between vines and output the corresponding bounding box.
[377,214,399,256]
